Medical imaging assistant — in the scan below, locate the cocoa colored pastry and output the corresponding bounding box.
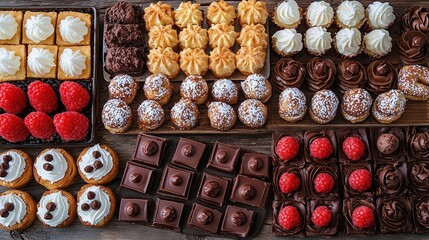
[408,128,429,162]
[105,47,144,75]
[211,78,238,105]
[398,65,429,101]
[306,57,336,92]
[207,101,237,131]
[143,74,173,106]
[337,60,367,94]
[377,133,400,155]
[273,58,306,91]
[137,100,165,130]
[108,74,138,105]
[105,1,139,24]
[341,88,373,123]
[102,99,132,133]
[401,6,429,34]
[241,74,272,103]
[309,89,339,124]
[180,76,209,105]
[278,88,307,122]
[397,31,429,64]
[104,24,144,48]
[365,60,397,94]
[372,89,406,124]
[413,195,429,233]
[170,98,200,130]
[372,127,406,163]
[238,99,267,128]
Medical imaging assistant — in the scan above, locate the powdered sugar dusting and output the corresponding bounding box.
[373,89,406,118]
[211,78,238,103]
[170,98,200,129]
[109,74,137,100]
[208,101,236,130]
[137,100,165,124]
[180,75,208,101]
[238,99,267,128]
[102,99,131,128]
[398,65,429,100]
[342,88,373,116]
[241,74,271,100]
[279,88,307,117]
[311,89,339,121]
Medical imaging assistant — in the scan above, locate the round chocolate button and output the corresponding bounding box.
[161,206,176,222]
[43,163,54,171]
[4,203,14,212]
[46,202,56,211]
[44,212,53,220]
[197,209,213,225]
[216,150,228,163]
[231,211,247,227]
[81,203,90,211]
[0,209,8,218]
[248,157,262,171]
[0,169,7,178]
[44,154,53,162]
[90,200,101,210]
[2,155,12,163]
[129,172,142,183]
[92,151,101,159]
[94,160,103,169]
[126,203,140,217]
[87,191,96,200]
[170,175,182,186]
[239,184,256,200]
[203,181,221,198]
[182,144,193,157]
[142,141,158,156]
[84,165,94,173]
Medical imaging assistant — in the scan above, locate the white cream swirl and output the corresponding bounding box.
[272,29,303,54]
[364,29,392,56]
[0,48,20,76]
[275,0,301,26]
[335,28,362,56]
[37,191,69,227]
[25,14,54,43]
[77,186,111,225]
[0,151,25,183]
[306,1,334,27]
[28,48,55,76]
[59,16,89,44]
[305,27,332,54]
[59,48,87,77]
[367,1,395,29]
[0,14,18,40]
[78,144,113,180]
[34,149,68,184]
[336,0,365,27]
[0,193,26,227]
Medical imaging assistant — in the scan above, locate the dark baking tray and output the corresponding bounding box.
[0,6,99,148]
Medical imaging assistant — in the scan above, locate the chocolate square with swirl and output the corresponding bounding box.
[341,163,374,198]
[407,126,429,162]
[240,153,270,180]
[196,172,231,207]
[230,175,270,208]
[343,197,376,236]
[304,130,338,165]
[133,134,167,167]
[272,200,305,237]
[412,195,429,233]
[338,128,371,164]
[272,131,305,167]
[220,205,255,238]
[118,198,149,222]
[370,127,406,163]
[152,198,184,232]
[207,142,241,173]
[376,196,413,233]
[158,165,194,200]
[304,164,339,199]
[120,161,155,194]
[273,165,306,201]
[171,138,206,170]
[375,163,408,196]
[187,203,222,234]
[306,199,339,237]
[408,161,429,195]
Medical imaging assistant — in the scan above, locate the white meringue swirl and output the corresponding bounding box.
[0,14,18,40]
[306,1,334,27]
[59,16,89,44]
[0,193,26,227]
[78,144,113,181]
[364,29,392,56]
[272,29,303,54]
[275,0,300,26]
[77,186,111,225]
[335,28,362,56]
[28,48,55,76]
[25,14,54,43]
[305,27,332,54]
[59,48,87,77]
[367,1,395,29]
[0,48,21,76]
[336,0,365,28]
[37,191,70,227]
[34,149,68,184]
[0,151,25,183]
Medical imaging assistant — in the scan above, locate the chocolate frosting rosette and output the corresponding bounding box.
[273,58,306,91]
[375,164,407,196]
[409,131,429,161]
[337,60,367,94]
[376,197,413,233]
[365,60,397,94]
[414,196,429,232]
[306,57,336,92]
[409,161,429,195]
[397,30,429,64]
[401,6,429,34]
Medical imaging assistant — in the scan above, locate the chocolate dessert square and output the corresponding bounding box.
[120,161,155,194]
[306,199,340,237]
[343,197,376,236]
[341,163,374,198]
[118,198,149,222]
[196,172,231,207]
[273,165,306,201]
[104,24,145,48]
[220,205,255,238]
[105,1,140,24]
[412,195,429,233]
[370,127,406,163]
[152,198,184,232]
[207,141,241,173]
[272,131,305,167]
[187,203,222,234]
[408,161,429,195]
[338,128,371,163]
[132,134,166,167]
[376,196,413,233]
[240,152,270,180]
[230,175,270,208]
[158,165,193,200]
[272,200,305,237]
[304,130,338,165]
[374,163,408,196]
[304,164,339,199]
[407,126,429,162]
[105,47,144,75]
[171,138,206,170]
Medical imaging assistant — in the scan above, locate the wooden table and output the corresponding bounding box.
[0,0,425,239]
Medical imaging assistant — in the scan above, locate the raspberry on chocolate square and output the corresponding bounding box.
[304,164,339,199]
[337,128,371,163]
[306,199,340,237]
[343,197,376,236]
[273,165,306,201]
[341,163,374,198]
[272,200,305,237]
[272,131,305,167]
[376,196,413,233]
[304,130,338,165]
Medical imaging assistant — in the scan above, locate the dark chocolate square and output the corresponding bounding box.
[171,138,206,170]
[304,164,339,199]
[407,126,429,162]
[304,130,338,164]
[341,162,374,198]
[343,197,376,236]
[273,165,306,201]
[196,173,231,207]
[371,127,406,163]
[158,165,193,200]
[187,203,222,234]
[272,131,305,167]
[207,141,241,173]
[220,205,255,238]
[120,161,154,194]
[239,152,270,180]
[272,200,305,237]
[152,198,184,232]
[132,134,166,167]
[118,198,149,222]
[408,161,429,195]
[412,195,429,233]
[376,196,413,233]
[230,175,270,208]
[306,199,340,237]
[374,163,408,196]
[338,128,371,163]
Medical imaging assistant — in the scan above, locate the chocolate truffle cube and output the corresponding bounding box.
[412,195,429,233]
[120,161,155,194]
[197,173,231,207]
[375,163,408,196]
[221,205,255,238]
[240,152,270,180]
[408,161,429,195]
[272,131,305,167]
[118,198,149,222]
[407,126,429,162]
[158,165,194,200]
[230,175,270,208]
[132,134,166,167]
[273,165,306,201]
[105,47,144,75]
[187,203,222,234]
[305,164,339,199]
[304,130,338,165]
[338,128,371,163]
[272,200,305,237]
[371,127,406,163]
[341,163,374,198]
[343,197,376,236]
[152,198,184,232]
[306,199,340,237]
[171,138,206,170]
[207,141,241,173]
[104,24,145,48]
[376,196,413,233]
[105,1,140,24]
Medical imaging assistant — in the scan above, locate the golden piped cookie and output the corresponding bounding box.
[237,24,268,48]
[174,1,203,28]
[209,47,236,78]
[147,47,180,79]
[235,46,266,75]
[0,190,37,231]
[206,0,236,25]
[77,184,116,227]
[237,0,269,26]
[179,24,208,49]
[143,2,174,31]
[36,189,76,228]
[148,24,178,49]
[208,23,238,49]
[179,48,209,76]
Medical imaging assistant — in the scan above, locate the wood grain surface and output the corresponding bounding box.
[0,0,427,240]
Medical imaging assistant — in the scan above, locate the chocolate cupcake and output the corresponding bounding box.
[304,164,339,199]
[409,161,429,195]
[273,58,306,91]
[273,165,305,201]
[397,30,429,64]
[375,163,408,196]
[365,60,397,94]
[306,199,339,237]
[272,200,305,237]
[413,195,429,233]
[402,6,429,34]
[408,127,429,162]
[306,57,335,92]
[371,127,406,163]
[343,197,376,236]
[376,196,413,233]
[337,60,367,93]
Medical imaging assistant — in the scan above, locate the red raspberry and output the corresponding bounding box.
[59,81,90,112]
[53,111,89,141]
[277,205,301,231]
[311,206,332,228]
[310,137,333,160]
[0,83,27,114]
[314,173,334,193]
[0,114,29,143]
[276,136,300,162]
[343,136,366,161]
[279,172,301,194]
[24,112,56,140]
[352,206,375,229]
[348,169,372,192]
[27,81,58,113]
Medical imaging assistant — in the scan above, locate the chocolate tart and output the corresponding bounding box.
[376,196,413,233]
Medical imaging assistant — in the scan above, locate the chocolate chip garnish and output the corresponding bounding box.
[314,61,328,75]
[46,202,56,212]
[203,181,221,198]
[197,209,213,225]
[129,172,142,183]
[0,209,8,218]
[93,160,103,169]
[43,163,53,171]
[2,155,12,163]
[182,144,193,157]
[0,169,7,178]
[84,165,94,173]
[170,175,182,186]
[44,154,53,162]
[126,203,140,217]
[376,62,389,76]
[239,184,256,200]
[142,141,158,156]
[216,150,228,163]
[44,212,53,220]
[0,162,9,170]
[90,200,101,210]
[346,63,359,75]
[92,151,101,159]
[87,191,96,200]
[231,211,247,227]
[4,203,14,212]
[161,206,176,222]
[285,65,298,77]
[248,157,262,171]
[81,203,90,211]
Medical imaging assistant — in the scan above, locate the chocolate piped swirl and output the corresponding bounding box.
[273,58,306,91]
[337,60,367,94]
[306,57,336,92]
[375,164,406,196]
[377,197,413,233]
[415,197,429,229]
[401,6,429,34]
[365,60,397,94]
[410,161,429,194]
[409,131,429,161]
[397,30,429,64]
